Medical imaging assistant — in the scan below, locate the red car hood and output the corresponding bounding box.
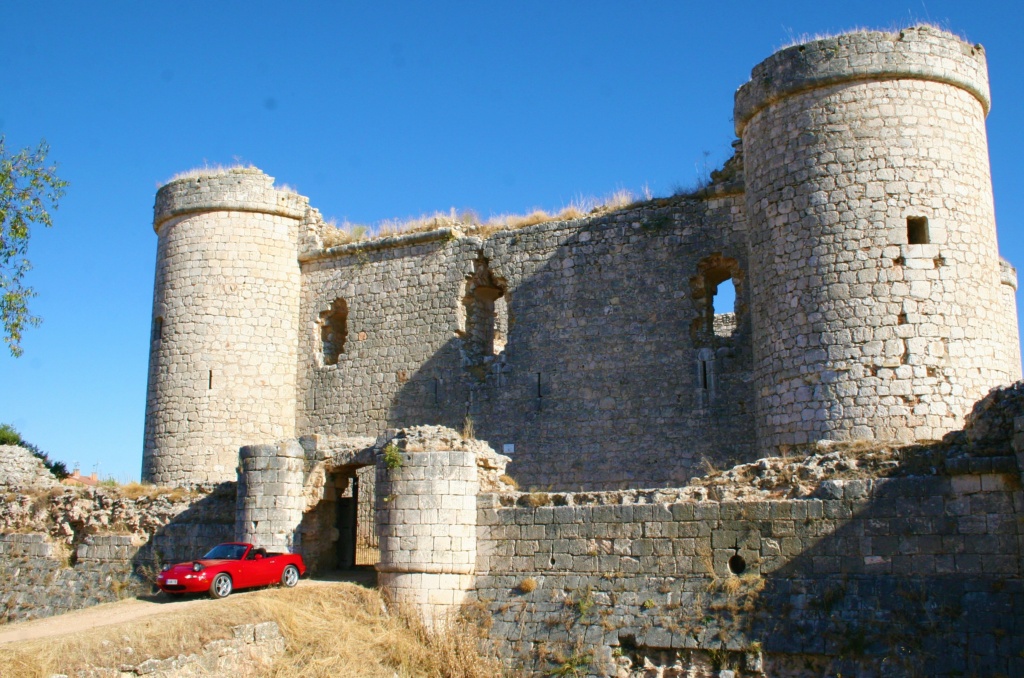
[164,559,234,574]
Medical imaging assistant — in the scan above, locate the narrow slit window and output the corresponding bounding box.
[208,369,213,389]
[907,217,929,244]
[699,361,709,389]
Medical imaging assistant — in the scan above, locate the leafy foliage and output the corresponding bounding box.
[0,422,69,479]
[383,442,403,470]
[0,137,68,357]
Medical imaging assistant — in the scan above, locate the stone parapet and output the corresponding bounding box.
[735,25,990,135]
[154,167,308,232]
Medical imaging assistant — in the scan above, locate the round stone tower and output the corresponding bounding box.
[142,168,308,485]
[736,26,1021,452]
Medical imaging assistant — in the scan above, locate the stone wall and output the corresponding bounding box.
[80,622,286,677]
[738,26,1021,453]
[298,191,756,491]
[0,445,58,491]
[142,168,309,486]
[474,455,1023,676]
[0,534,142,623]
[0,484,235,623]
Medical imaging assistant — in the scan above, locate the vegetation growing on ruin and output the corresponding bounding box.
[382,442,403,471]
[320,187,646,249]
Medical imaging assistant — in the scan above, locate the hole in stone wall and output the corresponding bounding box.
[728,554,746,575]
[208,370,213,390]
[319,298,349,366]
[713,278,737,338]
[460,257,508,370]
[690,254,742,341]
[151,316,163,344]
[907,216,930,244]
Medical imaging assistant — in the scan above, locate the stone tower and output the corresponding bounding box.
[142,168,307,485]
[737,26,1021,452]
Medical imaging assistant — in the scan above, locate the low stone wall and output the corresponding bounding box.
[0,485,235,624]
[0,534,143,623]
[475,466,1024,677]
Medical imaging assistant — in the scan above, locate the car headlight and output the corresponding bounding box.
[192,562,204,572]
[161,563,172,572]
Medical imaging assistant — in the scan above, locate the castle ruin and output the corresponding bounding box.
[121,25,1024,675]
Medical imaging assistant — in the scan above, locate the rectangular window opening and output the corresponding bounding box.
[208,370,213,390]
[907,217,929,245]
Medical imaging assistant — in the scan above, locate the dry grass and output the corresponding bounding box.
[113,482,195,503]
[778,22,967,50]
[0,584,502,678]
[516,577,538,595]
[163,163,255,185]
[319,188,646,250]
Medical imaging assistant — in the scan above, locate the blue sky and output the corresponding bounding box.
[1,1,1021,481]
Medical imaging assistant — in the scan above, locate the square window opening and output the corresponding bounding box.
[907,217,929,245]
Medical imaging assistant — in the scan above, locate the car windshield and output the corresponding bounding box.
[202,544,247,560]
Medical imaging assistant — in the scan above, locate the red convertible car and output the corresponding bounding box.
[156,542,306,598]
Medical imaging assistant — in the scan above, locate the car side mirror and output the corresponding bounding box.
[254,553,263,560]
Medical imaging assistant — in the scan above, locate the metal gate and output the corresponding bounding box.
[353,465,379,566]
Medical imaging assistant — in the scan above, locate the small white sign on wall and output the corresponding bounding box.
[503,444,515,455]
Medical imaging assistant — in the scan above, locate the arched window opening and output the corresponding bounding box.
[459,257,508,371]
[712,278,737,338]
[690,254,742,342]
[319,298,349,366]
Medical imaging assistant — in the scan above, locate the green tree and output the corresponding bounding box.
[1,137,67,357]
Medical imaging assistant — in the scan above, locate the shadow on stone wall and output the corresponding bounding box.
[385,198,756,492]
[477,383,1024,677]
[132,482,236,574]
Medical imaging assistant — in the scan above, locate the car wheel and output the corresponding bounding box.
[281,564,300,588]
[209,573,232,599]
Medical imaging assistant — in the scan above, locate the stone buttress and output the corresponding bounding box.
[737,26,1021,452]
[142,168,308,485]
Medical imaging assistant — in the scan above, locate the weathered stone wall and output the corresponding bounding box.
[474,461,1024,676]
[0,445,58,491]
[0,534,142,623]
[142,168,308,486]
[0,485,235,623]
[298,192,756,491]
[738,26,1021,453]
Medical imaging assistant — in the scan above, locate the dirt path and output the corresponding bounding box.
[0,576,362,647]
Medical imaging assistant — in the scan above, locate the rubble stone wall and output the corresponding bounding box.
[0,445,57,491]
[0,485,235,623]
